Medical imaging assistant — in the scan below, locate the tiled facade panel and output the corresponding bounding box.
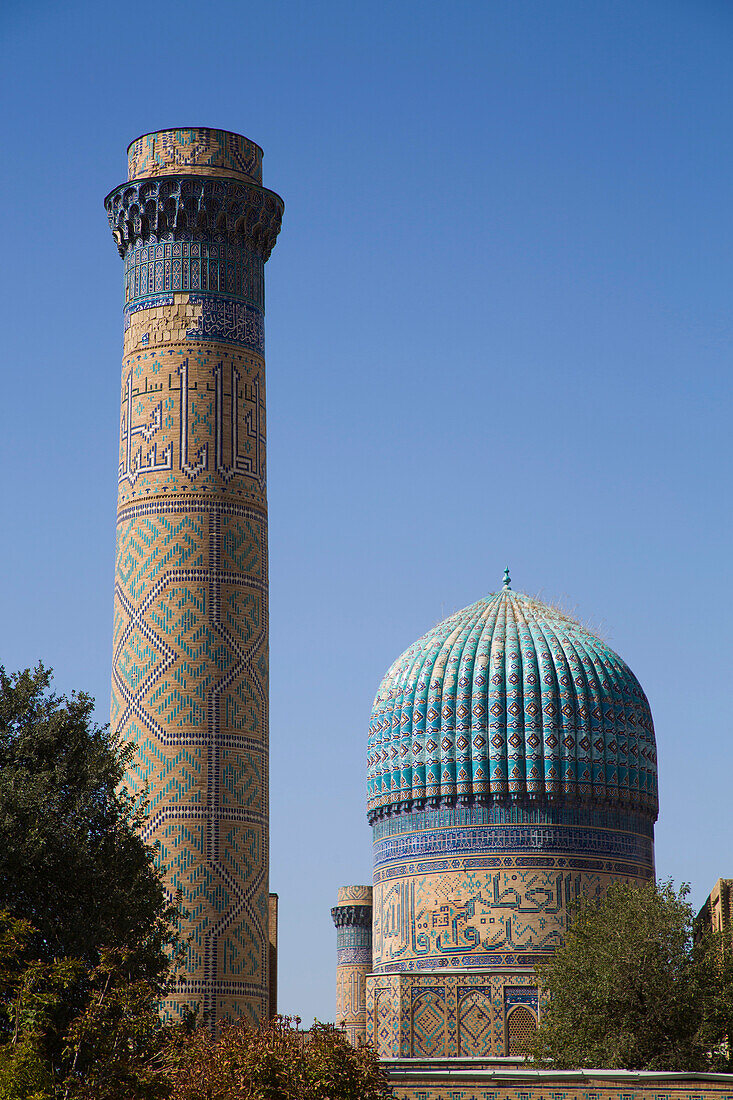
[371,811,653,973]
[336,964,372,1046]
[372,859,648,971]
[118,323,267,506]
[366,972,537,1059]
[106,129,282,1028]
[112,491,269,1024]
[458,991,493,1056]
[124,241,263,312]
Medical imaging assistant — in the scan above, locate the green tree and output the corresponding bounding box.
[527,879,733,1072]
[0,911,77,1100]
[0,910,183,1100]
[61,946,182,1100]
[0,665,185,1097]
[165,1016,392,1100]
[0,664,176,975]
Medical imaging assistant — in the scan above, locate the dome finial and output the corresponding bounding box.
[503,566,511,590]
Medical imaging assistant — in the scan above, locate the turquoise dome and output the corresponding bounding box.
[366,587,658,822]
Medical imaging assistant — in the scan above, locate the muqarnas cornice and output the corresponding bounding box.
[331,905,373,929]
[105,175,284,261]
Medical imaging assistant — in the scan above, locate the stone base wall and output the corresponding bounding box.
[387,1065,733,1100]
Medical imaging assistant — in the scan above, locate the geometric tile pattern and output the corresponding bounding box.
[106,128,282,1030]
[335,965,372,1046]
[505,1004,537,1055]
[366,970,538,1059]
[367,586,658,820]
[375,988,395,1060]
[458,990,493,1056]
[411,988,446,1056]
[127,127,263,184]
[113,494,268,1027]
[123,240,262,314]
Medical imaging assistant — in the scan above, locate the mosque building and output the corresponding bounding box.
[102,126,733,1099]
[333,571,659,1063]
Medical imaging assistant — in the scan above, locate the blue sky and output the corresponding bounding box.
[1,0,732,1022]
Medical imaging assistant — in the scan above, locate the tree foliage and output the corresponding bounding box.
[0,664,176,975]
[0,665,185,1098]
[0,911,184,1100]
[165,1016,392,1100]
[527,879,733,1072]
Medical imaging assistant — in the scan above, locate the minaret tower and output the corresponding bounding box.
[332,885,373,1045]
[105,129,283,1027]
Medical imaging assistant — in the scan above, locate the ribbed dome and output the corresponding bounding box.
[366,588,657,822]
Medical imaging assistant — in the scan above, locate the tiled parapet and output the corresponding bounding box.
[105,129,282,1030]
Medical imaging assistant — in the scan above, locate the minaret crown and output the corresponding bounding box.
[127,127,263,184]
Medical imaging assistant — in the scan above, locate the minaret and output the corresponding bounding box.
[331,885,373,1045]
[105,128,283,1027]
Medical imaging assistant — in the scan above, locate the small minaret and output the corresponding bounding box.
[105,129,283,1029]
[331,885,373,1045]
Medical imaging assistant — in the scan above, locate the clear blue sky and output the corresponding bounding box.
[1,0,732,1023]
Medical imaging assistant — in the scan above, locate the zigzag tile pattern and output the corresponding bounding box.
[112,498,269,1025]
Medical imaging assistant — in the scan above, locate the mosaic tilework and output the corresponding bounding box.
[366,588,658,820]
[374,818,654,866]
[128,128,263,184]
[412,988,446,1056]
[123,293,263,355]
[107,129,282,1029]
[371,803,653,975]
[332,886,373,1046]
[112,496,269,1025]
[371,821,652,972]
[458,990,493,1056]
[372,802,655,838]
[366,971,538,1059]
[123,238,262,310]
